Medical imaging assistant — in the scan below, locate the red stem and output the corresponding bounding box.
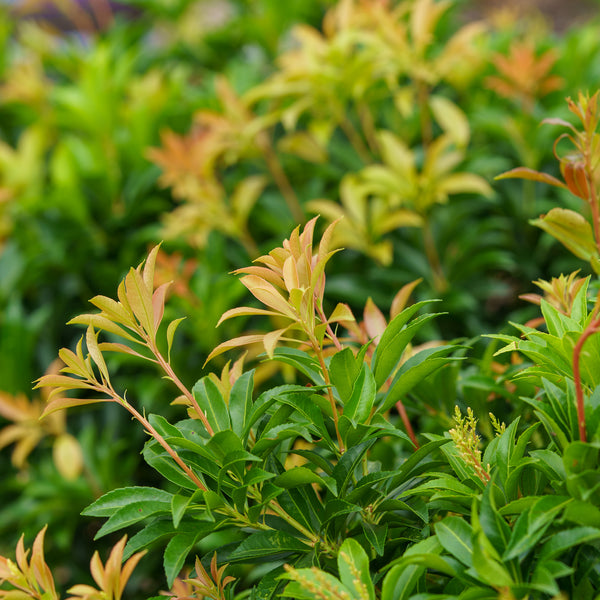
[395,400,419,449]
[573,318,600,443]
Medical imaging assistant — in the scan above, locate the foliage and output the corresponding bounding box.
[3,0,600,599]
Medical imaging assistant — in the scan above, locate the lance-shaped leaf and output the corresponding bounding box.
[495,167,567,189]
[124,268,155,338]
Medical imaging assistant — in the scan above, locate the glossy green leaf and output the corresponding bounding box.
[434,516,473,567]
[93,499,172,539]
[229,369,255,438]
[228,531,310,562]
[372,301,437,388]
[282,570,353,599]
[329,346,361,402]
[164,531,201,588]
[332,440,375,497]
[381,564,424,600]
[378,345,460,413]
[343,363,377,424]
[82,487,173,517]
[538,526,600,561]
[193,376,231,433]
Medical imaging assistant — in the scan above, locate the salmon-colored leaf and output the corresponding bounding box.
[495,167,567,188]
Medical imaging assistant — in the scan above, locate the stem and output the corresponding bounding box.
[268,500,319,545]
[152,344,215,437]
[260,136,305,223]
[92,380,207,491]
[422,217,448,292]
[314,297,343,351]
[312,339,344,453]
[395,400,419,449]
[358,100,379,156]
[573,318,600,443]
[339,117,372,164]
[417,81,432,148]
[125,402,208,491]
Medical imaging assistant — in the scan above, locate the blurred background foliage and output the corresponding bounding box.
[0,0,599,595]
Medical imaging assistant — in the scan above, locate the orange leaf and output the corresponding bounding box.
[495,167,567,188]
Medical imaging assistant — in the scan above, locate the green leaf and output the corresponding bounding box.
[124,519,176,560]
[471,529,513,587]
[171,493,193,529]
[282,569,353,599]
[229,369,255,438]
[381,564,424,600]
[479,483,511,555]
[244,385,314,439]
[372,301,437,388]
[338,539,375,600]
[343,363,377,425]
[274,467,330,489]
[271,347,325,385]
[94,499,172,539]
[193,376,231,433]
[330,347,361,402]
[378,345,460,413]
[434,517,473,567]
[538,526,600,561]
[332,440,375,497]
[228,531,310,562]
[166,317,185,362]
[164,531,201,588]
[253,565,286,600]
[82,487,173,517]
[143,441,198,490]
[503,496,571,560]
[361,522,388,556]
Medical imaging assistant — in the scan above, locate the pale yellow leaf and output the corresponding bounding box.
[216,306,282,326]
[53,433,83,480]
[205,334,267,365]
[68,314,139,343]
[142,244,162,292]
[124,268,154,337]
[429,95,470,148]
[240,275,297,319]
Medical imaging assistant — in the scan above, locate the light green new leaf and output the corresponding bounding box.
[429,94,470,148]
[338,539,375,600]
[530,208,598,262]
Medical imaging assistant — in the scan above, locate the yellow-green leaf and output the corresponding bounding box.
[86,326,110,384]
[531,207,598,262]
[124,268,155,337]
[68,314,139,343]
[429,95,470,148]
[166,317,186,362]
[205,334,267,365]
[142,244,162,292]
